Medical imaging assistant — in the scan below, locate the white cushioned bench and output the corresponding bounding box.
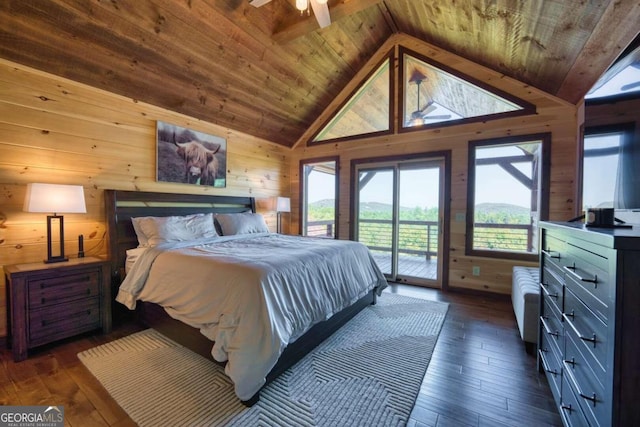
[511,266,540,353]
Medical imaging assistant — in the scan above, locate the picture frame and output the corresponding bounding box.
[156,121,227,187]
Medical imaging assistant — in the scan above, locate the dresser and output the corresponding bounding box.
[538,222,640,427]
[5,257,112,361]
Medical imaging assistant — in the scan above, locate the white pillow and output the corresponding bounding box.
[131,216,150,247]
[215,212,269,235]
[133,213,218,247]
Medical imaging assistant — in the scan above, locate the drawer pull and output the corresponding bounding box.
[580,392,598,407]
[540,285,558,299]
[540,316,560,338]
[563,264,598,287]
[579,334,598,347]
[562,313,598,348]
[561,403,573,413]
[542,249,561,259]
[538,349,558,376]
[563,360,599,407]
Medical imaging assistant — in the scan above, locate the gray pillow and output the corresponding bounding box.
[215,212,269,235]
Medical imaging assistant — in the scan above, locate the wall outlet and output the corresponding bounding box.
[472,266,480,276]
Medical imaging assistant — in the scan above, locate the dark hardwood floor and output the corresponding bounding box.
[0,284,560,426]
[387,284,562,427]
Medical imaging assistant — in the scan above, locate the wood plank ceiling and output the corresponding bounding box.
[1,0,638,147]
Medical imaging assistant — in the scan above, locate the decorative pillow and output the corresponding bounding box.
[133,213,218,247]
[215,212,269,235]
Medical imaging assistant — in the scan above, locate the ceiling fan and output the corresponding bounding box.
[250,0,331,29]
[408,69,452,125]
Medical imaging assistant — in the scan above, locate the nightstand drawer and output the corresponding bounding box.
[28,270,101,309]
[5,257,111,361]
[29,298,101,346]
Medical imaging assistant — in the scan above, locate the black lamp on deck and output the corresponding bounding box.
[23,183,87,263]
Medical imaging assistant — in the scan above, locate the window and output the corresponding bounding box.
[400,47,535,132]
[300,157,338,238]
[466,134,550,261]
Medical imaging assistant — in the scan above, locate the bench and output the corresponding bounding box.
[511,266,540,354]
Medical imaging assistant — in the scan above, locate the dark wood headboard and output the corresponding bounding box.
[104,189,256,285]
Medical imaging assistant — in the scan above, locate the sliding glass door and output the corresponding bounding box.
[354,157,445,287]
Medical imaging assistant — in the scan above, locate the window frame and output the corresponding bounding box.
[299,156,340,238]
[465,133,551,261]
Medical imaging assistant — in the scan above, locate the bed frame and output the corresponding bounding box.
[104,189,376,405]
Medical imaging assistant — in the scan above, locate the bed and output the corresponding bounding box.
[104,189,387,405]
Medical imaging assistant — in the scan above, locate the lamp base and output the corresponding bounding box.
[45,256,68,264]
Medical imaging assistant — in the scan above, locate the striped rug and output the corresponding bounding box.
[78,293,448,426]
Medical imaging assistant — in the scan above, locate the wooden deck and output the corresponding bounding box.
[372,252,438,280]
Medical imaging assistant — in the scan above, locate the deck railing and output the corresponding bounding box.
[307,219,533,254]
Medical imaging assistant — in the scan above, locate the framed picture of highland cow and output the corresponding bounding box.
[156,121,227,187]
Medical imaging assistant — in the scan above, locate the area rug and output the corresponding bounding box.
[78,293,448,426]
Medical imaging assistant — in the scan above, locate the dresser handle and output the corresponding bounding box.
[580,392,598,407]
[540,316,560,338]
[540,285,558,299]
[562,313,598,348]
[561,403,573,413]
[579,334,598,347]
[564,264,598,287]
[542,249,561,259]
[538,349,558,376]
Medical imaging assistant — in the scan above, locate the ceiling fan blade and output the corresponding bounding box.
[420,103,437,116]
[310,0,331,28]
[249,0,272,7]
[424,114,452,120]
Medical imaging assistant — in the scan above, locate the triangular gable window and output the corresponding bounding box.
[400,48,534,130]
[312,55,392,143]
[309,46,534,145]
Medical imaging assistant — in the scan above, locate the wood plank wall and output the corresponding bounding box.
[290,34,582,295]
[0,58,290,338]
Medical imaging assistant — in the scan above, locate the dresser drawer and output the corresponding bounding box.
[563,243,611,323]
[539,331,562,401]
[28,270,101,309]
[540,296,563,360]
[29,298,101,347]
[541,264,564,314]
[563,287,608,372]
[564,326,609,427]
[559,371,590,427]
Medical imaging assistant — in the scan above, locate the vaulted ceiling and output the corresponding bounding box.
[1,0,638,147]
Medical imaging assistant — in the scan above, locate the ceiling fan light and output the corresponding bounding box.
[296,0,308,11]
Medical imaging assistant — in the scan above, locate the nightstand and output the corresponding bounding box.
[4,257,112,361]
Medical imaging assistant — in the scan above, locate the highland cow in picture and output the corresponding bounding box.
[156,121,227,187]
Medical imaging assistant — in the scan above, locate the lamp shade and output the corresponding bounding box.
[276,196,291,213]
[23,183,87,214]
